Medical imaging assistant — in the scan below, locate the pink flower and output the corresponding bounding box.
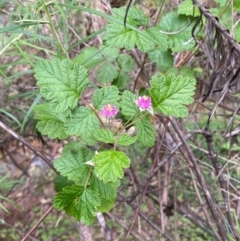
[136,95,154,115]
[102,104,118,118]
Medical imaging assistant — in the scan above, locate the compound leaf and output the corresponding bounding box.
[149,73,196,117]
[94,128,114,143]
[136,118,156,147]
[120,90,139,117]
[53,146,93,183]
[148,49,174,70]
[65,107,100,139]
[177,0,200,16]
[93,150,130,183]
[34,58,89,112]
[90,174,118,201]
[54,175,74,192]
[34,103,69,139]
[100,45,120,62]
[159,12,195,52]
[116,54,135,72]
[73,47,104,69]
[117,134,137,146]
[112,71,131,90]
[97,63,118,83]
[53,185,100,225]
[93,86,120,110]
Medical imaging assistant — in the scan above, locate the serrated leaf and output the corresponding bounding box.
[159,13,195,52]
[116,54,135,72]
[145,27,168,51]
[65,107,100,138]
[234,24,240,42]
[234,0,240,11]
[120,90,139,117]
[166,66,195,78]
[54,175,74,192]
[136,118,156,147]
[97,63,118,83]
[62,141,86,154]
[53,186,100,225]
[73,47,104,69]
[148,49,173,70]
[112,7,150,26]
[53,185,83,210]
[94,128,114,143]
[34,58,89,112]
[117,134,137,146]
[34,103,69,139]
[149,73,196,117]
[100,45,120,62]
[98,198,115,213]
[79,188,101,225]
[92,86,120,110]
[90,174,118,201]
[53,147,93,183]
[112,71,131,90]
[104,9,166,53]
[93,150,130,183]
[178,0,200,16]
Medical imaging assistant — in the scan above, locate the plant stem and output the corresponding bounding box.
[44,1,67,57]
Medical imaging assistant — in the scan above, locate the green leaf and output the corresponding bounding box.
[93,150,130,182]
[92,86,120,110]
[73,47,104,69]
[117,134,137,146]
[53,147,93,183]
[94,128,114,143]
[34,103,69,139]
[148,49,174,70]
[112,71,131,90]
[159,13,195,52]
[116,54,135,72]
[97,63,118,83]
[177,0,200,16]
[65,107,100,138]
[104,8,166,53]
[90,174,118,200]
[34,58,89,112]
[100,45,120,62]
[234,24,240,42]
[53,185,100,225]
[120,90,139,117]
[62,141,86,154]
[53,185,83,210]
[234,0,240,11]
[79,188,100,224]
[98,198,115,213]
[136,118,156,147]
[149,73,196,117]
[54,175,74,192]
[166,66,195,78]
[111,7,150,26]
